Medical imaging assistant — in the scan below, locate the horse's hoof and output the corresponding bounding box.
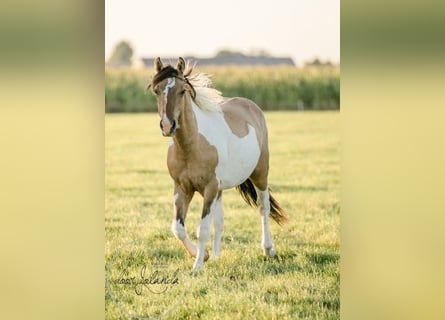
[189,250,209,261]
[211,253,220,260]
[264,247,277,258]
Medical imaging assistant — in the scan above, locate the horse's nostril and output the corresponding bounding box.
[160,117,176,136]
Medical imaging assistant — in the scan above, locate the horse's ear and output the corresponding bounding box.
[177,57,185,74]
[154,57,163,72]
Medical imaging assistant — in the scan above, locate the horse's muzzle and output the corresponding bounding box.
[160,118,177,136]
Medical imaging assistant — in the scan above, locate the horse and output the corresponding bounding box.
[147,57,288,271]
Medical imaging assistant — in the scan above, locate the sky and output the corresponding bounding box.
[105,0,339,66]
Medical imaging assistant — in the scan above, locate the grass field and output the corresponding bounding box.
[105,111,339,319]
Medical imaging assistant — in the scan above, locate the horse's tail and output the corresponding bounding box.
[236,179,288,226]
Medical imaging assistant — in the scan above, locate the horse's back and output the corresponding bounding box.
[219,97,268,147]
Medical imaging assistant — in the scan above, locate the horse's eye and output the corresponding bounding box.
[179,89,186,96]
[153,88,160,95]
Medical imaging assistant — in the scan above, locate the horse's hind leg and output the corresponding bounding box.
[212,191,224,259]
[253,186,276,257]
[250,149,276,257]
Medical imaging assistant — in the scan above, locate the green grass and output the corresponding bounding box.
[105,111,339,319]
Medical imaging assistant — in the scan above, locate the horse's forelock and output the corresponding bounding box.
[151,60,221,108]
[152,65,178,87]
[151,62,197,99]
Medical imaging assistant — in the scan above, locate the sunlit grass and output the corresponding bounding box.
[105,111,339,319]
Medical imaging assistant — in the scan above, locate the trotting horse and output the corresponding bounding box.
[148,57,288,271]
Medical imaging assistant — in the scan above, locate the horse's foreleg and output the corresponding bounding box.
[193,184,218,272]
[171,187,196,257]
[254,186,276,257]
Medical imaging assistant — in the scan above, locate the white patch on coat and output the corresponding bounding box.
[193,201,215,271]
[191,101,261,189]
[196,208,213,241]
[171,219,186,240]
[162,113,169,123]
[163,77,176,106]
[173,193,179,204]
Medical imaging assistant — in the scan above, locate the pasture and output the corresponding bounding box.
[105,111,339,319]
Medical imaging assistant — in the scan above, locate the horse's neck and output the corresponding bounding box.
[172,96,199,151]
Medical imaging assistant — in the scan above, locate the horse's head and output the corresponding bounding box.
[148,57,195,137]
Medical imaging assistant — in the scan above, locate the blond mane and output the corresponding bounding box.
[184,62,224,112]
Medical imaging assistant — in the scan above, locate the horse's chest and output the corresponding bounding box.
[167,144,218,192]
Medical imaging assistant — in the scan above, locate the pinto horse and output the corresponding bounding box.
[148,57,288,271]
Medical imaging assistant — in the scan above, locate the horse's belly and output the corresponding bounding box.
[215,125,261,189]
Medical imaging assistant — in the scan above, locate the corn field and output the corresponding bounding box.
[105,66,339,112]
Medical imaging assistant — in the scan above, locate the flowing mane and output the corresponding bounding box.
[183,61,224,112]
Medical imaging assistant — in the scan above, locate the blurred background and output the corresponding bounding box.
[105,0,340,112]
[2,0,445,319]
